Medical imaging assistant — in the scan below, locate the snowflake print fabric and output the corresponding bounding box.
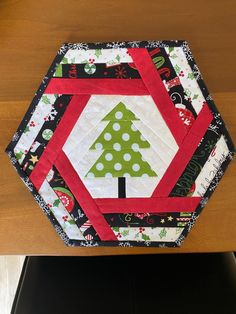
[5,40,234,248]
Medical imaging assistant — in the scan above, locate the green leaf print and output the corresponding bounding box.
[112,227,120,232]
[54,64,62,77]
[180,212,192,217]
[187,72,195,80]
[184,88,191,98]
[53,199,60,207]
[168,47,174,54]
[174,64,181,74]
[68,219,76,225]
[115,55,121,62]
[192,94,199,100]
[23,126,30,133]
[61,57,68,64]
[41,95,50,104]
[15,151,23,160]
[122,230,129,237]
[95,49,102,58]
[159,228,167,239]
[176,227,183,234]
[142,234,150,241]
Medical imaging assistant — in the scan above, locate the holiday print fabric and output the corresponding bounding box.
[6,40,234,248]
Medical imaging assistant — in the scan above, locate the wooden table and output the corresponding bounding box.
[0,0,235,255]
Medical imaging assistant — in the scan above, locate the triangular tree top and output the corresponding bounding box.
[102,102,139,121]
[90,102,150,151]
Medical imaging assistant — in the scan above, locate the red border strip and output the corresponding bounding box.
[29,95,90,190]
[152,104,213,197]
[45,78,149,95]
[95,197,201,213]
[128,48,187,146]
[55,151,117,241]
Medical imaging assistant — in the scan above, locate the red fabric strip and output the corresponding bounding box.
[128,48,187,146]
[45,78,149,95]
[95,197,201,213]
[29,95,90,190]
[55,151,117,241]
[152,104,213,197]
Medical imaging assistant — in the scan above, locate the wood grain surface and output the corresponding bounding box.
[0,0,235,255]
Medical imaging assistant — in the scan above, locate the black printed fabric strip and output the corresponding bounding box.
[148,47,198,119]
[48,165,100,241]
[60,63,140,79]
[184,45,235,154]
[105,212,192,228]
[23,95,72,176]
[177,151,234,245]
[170,116,222,197]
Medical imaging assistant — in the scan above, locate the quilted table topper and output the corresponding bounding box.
[6,40,234,248]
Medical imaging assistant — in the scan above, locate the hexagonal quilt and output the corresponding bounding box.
[6,40,234,247]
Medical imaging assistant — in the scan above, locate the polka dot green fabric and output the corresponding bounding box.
[85,102,157,178]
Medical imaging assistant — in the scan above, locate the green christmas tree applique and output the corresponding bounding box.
[85,102,157,197]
